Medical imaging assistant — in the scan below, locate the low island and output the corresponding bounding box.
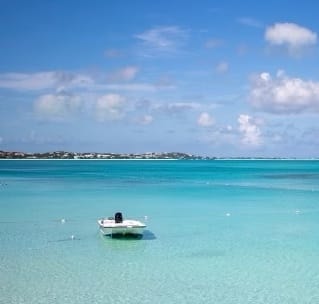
[0,150,212,160]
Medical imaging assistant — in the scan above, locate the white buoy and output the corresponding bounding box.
[71,235,75,240]
[61,218,66,224]
[226,213,231,217]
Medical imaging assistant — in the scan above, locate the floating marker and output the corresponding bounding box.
[226,213,231,217]
[61,218,66,224]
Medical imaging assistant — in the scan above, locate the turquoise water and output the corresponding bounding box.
[1,160,319,304]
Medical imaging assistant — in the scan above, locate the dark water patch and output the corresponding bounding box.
[262,173,319,180]
[141,230,156,240]
[102,233,143,240]
[101,230,156,241]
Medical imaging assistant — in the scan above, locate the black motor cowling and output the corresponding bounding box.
[114,212,123,223]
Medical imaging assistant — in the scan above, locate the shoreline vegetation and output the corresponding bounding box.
[0,150,318,160]
[0,150,207,160]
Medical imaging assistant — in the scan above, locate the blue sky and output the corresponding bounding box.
[1,0,319,157]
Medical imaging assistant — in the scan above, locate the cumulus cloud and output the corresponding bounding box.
[265,22,317,55]
[135,26,188,54]
[249,71,319,114]
[238,114,262,146]
[34,92,82,119]
[0,71,94,91]
[197,112,215,127]
[96,94,126,121]
[107,66,139,82]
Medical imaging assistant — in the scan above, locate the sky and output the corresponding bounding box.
[1,0,319,157]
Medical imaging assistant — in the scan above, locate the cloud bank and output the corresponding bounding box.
[0,70,171,93]
[0,72,93,91]
[250,71,319,114]
[96,94,127,122]
[34,92,81,119]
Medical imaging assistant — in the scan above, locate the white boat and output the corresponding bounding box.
[98,212,146,237]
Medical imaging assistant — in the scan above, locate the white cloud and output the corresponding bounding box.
[34,93,81,119]
[154,102,200,114]
[135,26,187,53]
[238,114,262,146]
[249,71,319,114]
[0,70,173,94]
[107,66,139,82]
[0,72,58,91]
[238,17,263,28]
[215,61,229,74]
[198,112,215,127]
[265,23,317,54]
[96,94,126,121]
[63,73,94,88]
[0,71,94,91]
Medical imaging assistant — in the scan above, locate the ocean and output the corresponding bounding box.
[1,160,319,304]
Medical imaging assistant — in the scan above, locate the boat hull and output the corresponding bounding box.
[99,226,145,236]
[98,219,146,237]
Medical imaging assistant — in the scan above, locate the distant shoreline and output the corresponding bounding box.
[0,150,318,160]
[0,151,206,160]
[0,158,177,161]
[1,158,319,161]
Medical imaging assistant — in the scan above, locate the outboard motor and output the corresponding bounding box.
[115,212,123,223]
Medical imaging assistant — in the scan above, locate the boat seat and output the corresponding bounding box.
[115,212,123,223]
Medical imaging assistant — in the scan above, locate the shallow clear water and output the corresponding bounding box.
[1,160,319,303]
